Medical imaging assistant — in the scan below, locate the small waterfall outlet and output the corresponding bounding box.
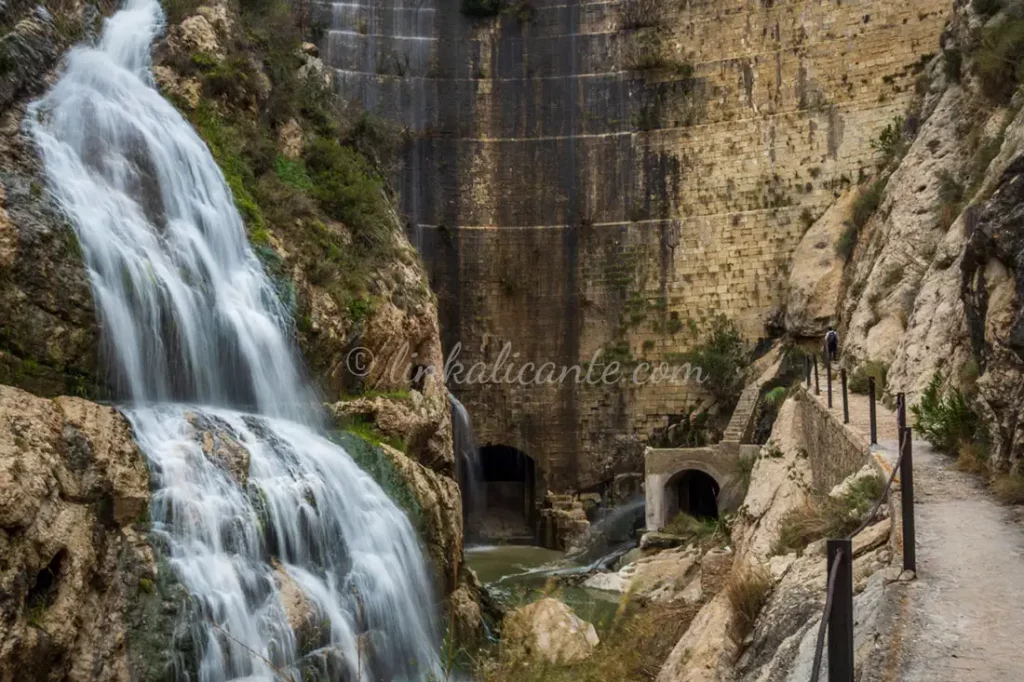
[28,1,442,679]
[449,393,484,539]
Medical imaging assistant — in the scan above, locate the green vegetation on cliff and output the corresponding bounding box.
[160,0,403,318]
[331,431,423,530]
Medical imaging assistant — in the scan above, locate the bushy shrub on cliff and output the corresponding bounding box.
[772,473,886,555]
[682,314,748,409]
[975,9,1024,102]
[911,371,986,455]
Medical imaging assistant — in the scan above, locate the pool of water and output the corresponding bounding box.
[465,545,624,633]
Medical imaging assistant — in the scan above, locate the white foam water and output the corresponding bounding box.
[28,1,442,679]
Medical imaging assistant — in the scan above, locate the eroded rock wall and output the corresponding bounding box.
[0,385,175,681]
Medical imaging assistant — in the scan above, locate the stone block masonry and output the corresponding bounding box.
[319,0,950,493]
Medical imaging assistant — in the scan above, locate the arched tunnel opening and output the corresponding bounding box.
[478,444,537,543]
[671,469,721,520]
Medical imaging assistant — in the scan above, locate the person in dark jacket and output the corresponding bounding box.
[825,327,839,362]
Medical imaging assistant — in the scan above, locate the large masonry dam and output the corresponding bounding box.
[316,0,949,500]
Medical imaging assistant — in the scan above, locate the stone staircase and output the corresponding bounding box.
[721,382,761,445]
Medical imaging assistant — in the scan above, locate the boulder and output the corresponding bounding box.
[501,598,599,665]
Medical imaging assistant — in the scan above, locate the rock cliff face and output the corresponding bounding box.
[820,0,1024,469]
[0,385,169,681]
[0,0,104,398]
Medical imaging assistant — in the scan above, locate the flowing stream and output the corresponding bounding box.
[28,1,441,679]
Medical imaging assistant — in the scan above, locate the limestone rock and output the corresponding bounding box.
[377,443,463,591]
[278,118,304,159]
[501,598,599,665]
[151,65,201,109]
[0,384,160,679]
[196,2,233,36]
[656,591,738,682]
[273,562,319,649]
[0,104,100,397]
[731,398,812,561]
[840,80,973,368]
[539,494,590,551]
[586,545,699,602]
[174,15,221,57]
[448,582,484,648]
[782,190,855,336]
[0,183,14,269]
[185,411,251,486]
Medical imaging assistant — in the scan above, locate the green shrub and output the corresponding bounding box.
[871,116,907,168]
[837,177,885,259]
[910,372,986,454]
[682,314,748,407]
[975,16,1024,102]
[848,361,888,395]
[303,136,391,251]
[663,512,731,548]
[274,155,314,191]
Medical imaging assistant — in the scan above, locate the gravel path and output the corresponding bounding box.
[812,383,1024,681]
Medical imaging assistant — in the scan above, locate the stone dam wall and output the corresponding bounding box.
[317,0,950,493]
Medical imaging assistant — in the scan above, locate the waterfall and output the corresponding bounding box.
[27,1,441,679]
[449,393,484,539]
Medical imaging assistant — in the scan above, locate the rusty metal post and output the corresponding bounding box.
[827,539,854,682]
[868,376,877,445]
[900,427,916,574]
[826,360,833,408]
[841,368,849,424]
[814,355,820,395]
[897,392,907,431]
[805,355,811,387]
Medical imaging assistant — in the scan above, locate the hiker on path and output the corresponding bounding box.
[825,326,839,362]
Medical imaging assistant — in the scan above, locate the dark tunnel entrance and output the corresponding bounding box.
[478,444,537,543]
[673,469,720,519]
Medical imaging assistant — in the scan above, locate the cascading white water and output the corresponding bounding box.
[28,1,442,679]
[449,394,484,539]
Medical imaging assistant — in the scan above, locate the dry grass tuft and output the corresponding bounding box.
[993,474,1024,506]
[955,440,989,474]
[725,565,772,643]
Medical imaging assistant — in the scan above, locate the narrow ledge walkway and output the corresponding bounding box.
[809,377,1024,682]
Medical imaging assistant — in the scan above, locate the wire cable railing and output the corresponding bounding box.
[805,357,916,682]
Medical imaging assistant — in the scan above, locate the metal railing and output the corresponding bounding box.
[808,385,916,682]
